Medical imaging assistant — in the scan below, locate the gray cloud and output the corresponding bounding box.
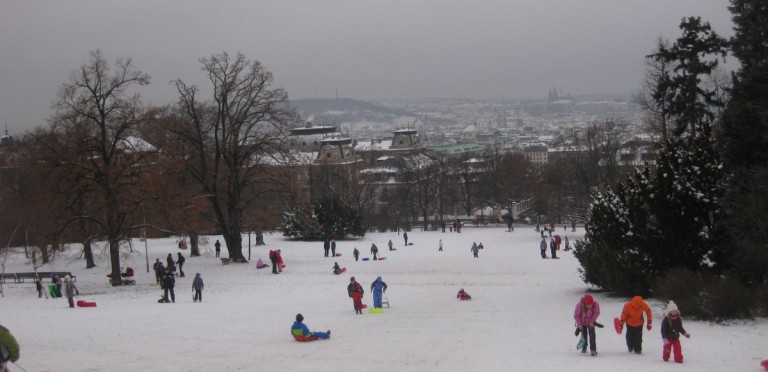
[0,0,733,133]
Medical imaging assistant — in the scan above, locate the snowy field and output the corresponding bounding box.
[1,226,766,372]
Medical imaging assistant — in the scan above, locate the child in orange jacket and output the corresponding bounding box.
[619,295,652,354]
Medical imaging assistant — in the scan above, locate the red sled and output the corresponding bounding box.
[293,335,321,342]
[77,300,97,307]
[614,317,623,334]
[334,268,347,275]
[335,253,342,257]
[761,359,768,371]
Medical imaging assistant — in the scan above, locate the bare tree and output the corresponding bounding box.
[172,52,295,262]
[634,36,677,142]
[51,50,152,285]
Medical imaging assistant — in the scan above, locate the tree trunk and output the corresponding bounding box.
[83,240,96,269]
[190,231,200,257]
[109,238,123,286]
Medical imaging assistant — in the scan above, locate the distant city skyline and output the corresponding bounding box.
[0,0,733,134]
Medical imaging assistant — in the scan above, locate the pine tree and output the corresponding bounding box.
[576,17,728,294]
[720,0,768,286]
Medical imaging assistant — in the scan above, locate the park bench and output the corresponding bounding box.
[14,271,76,283]
[0,273,17,283]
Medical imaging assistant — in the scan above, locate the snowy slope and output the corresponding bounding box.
[1,227,766,372]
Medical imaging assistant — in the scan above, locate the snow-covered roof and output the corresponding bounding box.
[117,136,156,152]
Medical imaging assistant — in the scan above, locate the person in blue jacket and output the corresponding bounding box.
[291,314,330,341]
[371,276,388,308]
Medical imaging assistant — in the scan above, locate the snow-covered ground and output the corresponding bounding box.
[1,226,766,372]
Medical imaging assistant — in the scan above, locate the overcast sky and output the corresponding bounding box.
[0,0,734,134]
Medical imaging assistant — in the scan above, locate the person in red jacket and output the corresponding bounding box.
[347,276,365,314]
[619,296,653,354]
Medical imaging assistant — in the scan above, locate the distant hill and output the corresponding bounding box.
[289,98,415,122]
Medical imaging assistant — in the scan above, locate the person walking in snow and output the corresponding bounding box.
[323,238,330,258]
[161,267,176,303]
[370,244,379,261]
[177,252,186,277]
[388,239,394,251]
[439,239,443,251]
[214,240,221,258]
[371,276,388,308]
[564,236,571,251]
[154,259,165,284]
[330,237,336,257]
[64,275,76,308]
[619,296,652,354]
[347,276,365,314]
[52,274,62,298]
[166,253,176,276]
[192,273,204,302]
[550,239,558,259]
[574,294,600,356]
[291,314,330,341]
[540,238,547,259]
[661,301,690,363]
[471,242,479,258]
[269,250,279,274]
[403,231,408,246]
[353,247,359,261]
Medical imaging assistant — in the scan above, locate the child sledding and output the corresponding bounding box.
[333,262,346,275]
[291,314,330,341]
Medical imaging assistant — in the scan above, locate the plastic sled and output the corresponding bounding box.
[407,242,414,245]
[256,264,269,269]
[761,359,768,371]
[335,253,342,257]
[333,268,347,275]
[293,335,322,342]
[77,300,97,307]
[362,258,370,261]
[378,257,387,260]
[614,317,623,334]
[576,335,586,350]
[368,307,383,313]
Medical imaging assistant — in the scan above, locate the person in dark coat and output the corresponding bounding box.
[52,274,62,298]
[330,237,337,257]
[347,276,365,314]
[214,240,221,258]
[161,268,176,303]
[192,273,204,302]
[154,259,165,284]
[166,253,176,276]
[269,250,279,274]
[353,248,359,261]
[540,238,547,259]
[323,238,330,257]
[403,232,408,246]
[550,239,558,259]
[370,244,379,260]
[177,252,186,277]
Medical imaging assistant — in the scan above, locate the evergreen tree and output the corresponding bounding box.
[720,0,768,286]
[576,17,728,294]
[281,197,366,240]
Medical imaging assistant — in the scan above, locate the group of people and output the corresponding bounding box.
[539,236,568,259]
[573,294,690,362]
[346,276,388,314]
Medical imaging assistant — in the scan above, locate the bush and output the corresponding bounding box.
[655,269,755,320]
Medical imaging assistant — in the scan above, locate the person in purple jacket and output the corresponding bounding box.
[574,294,600,356]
